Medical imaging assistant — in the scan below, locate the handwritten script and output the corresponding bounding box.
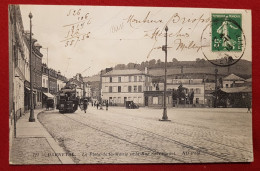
[61,8,92,47]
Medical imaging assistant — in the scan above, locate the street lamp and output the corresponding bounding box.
[29,12,35,122]
[160,26,170,121]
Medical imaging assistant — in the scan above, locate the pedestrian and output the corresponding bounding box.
[247,98,251,113]
[96,101,99,109]
[106,100,108,111]
[83,99,88,113]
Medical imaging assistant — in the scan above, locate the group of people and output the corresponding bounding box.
[79,99,109,113]
[91,100,109,110]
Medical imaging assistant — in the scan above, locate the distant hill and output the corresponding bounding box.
[85,58,251,82]
[150,59,251,79]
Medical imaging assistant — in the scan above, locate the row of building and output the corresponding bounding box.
[9,5,69,123]
[86,68,252,108]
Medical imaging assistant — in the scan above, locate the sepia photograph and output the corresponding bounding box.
[8,4,253,164]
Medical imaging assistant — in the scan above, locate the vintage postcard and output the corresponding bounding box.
[9,5,252,164]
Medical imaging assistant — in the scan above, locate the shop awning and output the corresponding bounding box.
[43,92,54,98]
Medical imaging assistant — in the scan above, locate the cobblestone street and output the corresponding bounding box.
[37,106,253,164]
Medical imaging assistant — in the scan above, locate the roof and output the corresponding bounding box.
[102,69,146,76]
[83,75,100,82]
[223,74,244,81]
[220,86,251,93]
[246,78,252,82]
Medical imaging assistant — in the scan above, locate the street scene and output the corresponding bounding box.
[9,5,253,164]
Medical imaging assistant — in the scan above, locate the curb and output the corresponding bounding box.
[36,110,75,164]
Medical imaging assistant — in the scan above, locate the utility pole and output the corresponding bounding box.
[29,12,35,122]
[160,26,170,121]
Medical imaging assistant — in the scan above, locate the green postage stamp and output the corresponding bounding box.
[211,13,242,52]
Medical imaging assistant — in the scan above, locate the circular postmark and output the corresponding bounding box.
[200,14,246,67]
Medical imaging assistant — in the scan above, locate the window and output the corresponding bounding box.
[128,86,132,92]
[133,86,137,92]
[153,97,159,104]
[226,84,228,88]
[139,76,142,82]
[138,85,142,92]
[129,76,132,82]
[109,86,112,93]
[134,76,137,82]
[196,88,201,94]
[118,77,121,82]
[110,77,112,83]
[118,86,121,92]
[196,98,199,104]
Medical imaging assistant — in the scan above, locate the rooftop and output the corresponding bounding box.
[102,69,146,76]
[223,74,245,81]
[220,86,251,93]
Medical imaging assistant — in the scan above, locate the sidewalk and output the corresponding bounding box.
[10,109,74,165]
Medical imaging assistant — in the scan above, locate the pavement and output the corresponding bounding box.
[9,109,74,165]
[36,106,253,164]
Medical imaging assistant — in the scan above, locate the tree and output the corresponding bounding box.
[148,59,156,67]
[172,58,178,63]
[188,91,194,104]
[177,84,187,104]
[114,64,126,70]
[127,63,136,69]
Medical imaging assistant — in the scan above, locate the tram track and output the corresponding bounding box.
[62,112,248,163]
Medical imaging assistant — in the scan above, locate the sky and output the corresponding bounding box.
[19,5,252,78]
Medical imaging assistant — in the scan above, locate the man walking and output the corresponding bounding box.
[106,100,108,111]
[96,101,99,109]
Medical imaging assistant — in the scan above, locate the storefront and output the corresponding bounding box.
[144,91,172,108]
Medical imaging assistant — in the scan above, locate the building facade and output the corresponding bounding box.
[167,78,205,105]
[101,69,152,106]
[223,74,245,88]
[83,75,101,101]
[9,5,30,120]
[144,78,206,107]
[57,72,67,92]
[31,42,43,108]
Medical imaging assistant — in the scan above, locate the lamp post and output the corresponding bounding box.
[29,12,35,122]
[160,26,170,121]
